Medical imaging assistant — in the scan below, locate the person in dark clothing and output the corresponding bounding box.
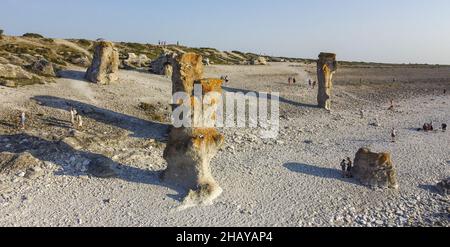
[340,159,347,178]
[346,157,353,178]
[442,123,447,132]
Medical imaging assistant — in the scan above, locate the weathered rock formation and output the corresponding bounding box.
[352,148,399,189]
[250,56,268,65]
[0,63,42,87]
[150,52,177,77]
[317,52,337,110]
[85,41,120,84]
[29,58,56,77]
[121,53,151,69]
[162,52,224,209]
[437,178,450,196]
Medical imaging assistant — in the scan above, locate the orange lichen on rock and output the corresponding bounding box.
[163,52,225,209]
[352,148,399,189]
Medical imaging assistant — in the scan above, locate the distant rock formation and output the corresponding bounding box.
[317,52,337,110]
[121,53,151,70]
[29,58,56,77]
[0,63,42,87]
[437,178,450,196]
[250,56,268,65]
[162,52,224,209]
[150,52,177,77]
[85,41,119,84]
[352,148,399,189]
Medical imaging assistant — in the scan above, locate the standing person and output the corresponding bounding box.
[442,123,447,132]
[293,77,296,84]
[340,159,348,178]
[70,107,77,125]
[312,81,317,89]
[388,99,394,110]
[19,112,26,130]
[346,157,353,178]
[391,128,397,143]
[288,77,292,85]
[77,114,83,128]
[308,79,312,88]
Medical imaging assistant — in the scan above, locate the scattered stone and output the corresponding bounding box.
[87,156,117,178]
[28,58,56,77]
[121,53,151,69]
[0,152,43,178]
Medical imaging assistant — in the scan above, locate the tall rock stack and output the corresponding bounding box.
[317,53,337,110]
[85,41,120,84]
[163,52,224,209]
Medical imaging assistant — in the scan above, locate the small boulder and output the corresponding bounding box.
[352,148,399,189]
[250,56,268,65]
[0,152,43,178]
[29,58,56,77]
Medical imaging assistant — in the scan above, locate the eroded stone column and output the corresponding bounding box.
[85,41,120,84]
[163,53,224,209]
[317,53,337,110]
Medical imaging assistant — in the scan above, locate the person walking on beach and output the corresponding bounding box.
[391,128,397,143]
[77,114,83,128]
[340,159,347,178]
[19,112,26,130]
[388,99,394,111]
[70,107,77,125]
[346,157,353,178]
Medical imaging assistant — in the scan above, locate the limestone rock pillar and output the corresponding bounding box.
[163,52,224,209]
[317,53,337,110]
[85,41,120,84]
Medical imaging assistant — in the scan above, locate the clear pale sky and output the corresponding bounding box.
[1,0,449,64]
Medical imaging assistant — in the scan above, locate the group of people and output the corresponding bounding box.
[287,77,318,89]
[421,122,447,132]
[158,40,168,46]
[288,77,297,85]
[70,107,83,128]
[308,79,317,89]
[16,107,84,131]
[220,75,229,83]
[340,157,353,178]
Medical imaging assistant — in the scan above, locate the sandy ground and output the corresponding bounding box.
[0,63,449,227]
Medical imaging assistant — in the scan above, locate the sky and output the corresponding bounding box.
[1,0,450,64]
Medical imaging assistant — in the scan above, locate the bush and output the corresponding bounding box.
[23,33,44,39]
